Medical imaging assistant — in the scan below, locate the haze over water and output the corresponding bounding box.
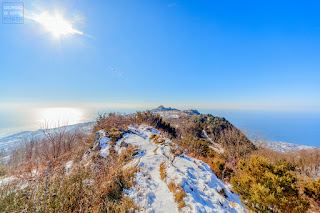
[0,107,319,147]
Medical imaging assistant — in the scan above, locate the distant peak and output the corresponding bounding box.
[153,105,177,111]
[151,106,200,116]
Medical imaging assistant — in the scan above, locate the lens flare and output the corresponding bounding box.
[29,11,83,38]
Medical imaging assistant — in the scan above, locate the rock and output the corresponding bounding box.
[120,141,129,148]
[93,130,106,151]
[94,130,104,143]
[93,142,101,151]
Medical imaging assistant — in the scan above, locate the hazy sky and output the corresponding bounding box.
[1,0,320,111]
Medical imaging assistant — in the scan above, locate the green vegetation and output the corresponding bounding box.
[157,110,320,211]
[208,157,233,181]
[231,156,309,212]
[136,111,176,137]
[304,177,320,205]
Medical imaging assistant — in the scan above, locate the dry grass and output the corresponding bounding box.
[0,154,139,213]
[0,119,140,213]
[150,134,165,144]
[94,113,135,133]
[118,145,139,164]
[169,146,183,158]
[8,127,88,176]
[173,136,216,158]
[159,162,167,180]
[229,201,236,208]
[167,181,187,210]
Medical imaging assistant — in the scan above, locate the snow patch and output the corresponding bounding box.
[123,125,245,212]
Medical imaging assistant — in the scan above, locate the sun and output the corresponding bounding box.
[31,11,83,38]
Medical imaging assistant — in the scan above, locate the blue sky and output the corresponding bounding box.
[1,0,320,111]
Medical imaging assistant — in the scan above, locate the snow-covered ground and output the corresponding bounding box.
[99,125,245,212]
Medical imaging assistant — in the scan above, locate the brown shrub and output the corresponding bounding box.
[136,111,176,138]
[0,138,139,212]
[8,128,87,175]
[251,147,320,179]
[94,112,135,133]
[150,134,166,144]
[304,177,320,210]
[174,135,215,158]
[219,128,255,159]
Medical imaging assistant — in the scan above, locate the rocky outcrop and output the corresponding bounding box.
[151,105,178,113]
[151,105,201,119]
[93,130,106,151]
[183,109,200,115]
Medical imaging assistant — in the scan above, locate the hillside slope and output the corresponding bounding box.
[0,122,94,154]
[151,106,255,156]
[98,125,245,212]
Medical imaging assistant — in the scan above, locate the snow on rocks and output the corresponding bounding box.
[93,129,106,151]
[99,136,110,158]
[122,125,245,213]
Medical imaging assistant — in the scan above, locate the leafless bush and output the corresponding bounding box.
[8,125,87,174]
[1,123,139,212]
[219,128,255,159]
[241,128,270,149]
[296,148,320,178]
[94,112,135,133]
[174,135,216,158]
[252,147,320,178]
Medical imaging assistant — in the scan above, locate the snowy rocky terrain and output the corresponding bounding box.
[0,122,94,154]
[97,125,245,212]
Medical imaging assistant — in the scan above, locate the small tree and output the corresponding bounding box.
[304,177,320,206]
[231,156,309,212]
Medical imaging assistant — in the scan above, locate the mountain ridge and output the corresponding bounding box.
[0,107,315,154]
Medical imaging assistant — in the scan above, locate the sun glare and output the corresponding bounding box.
[37,107,85,127]
[31,11,83,38]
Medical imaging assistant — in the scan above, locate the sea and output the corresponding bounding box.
[0,108,319,147]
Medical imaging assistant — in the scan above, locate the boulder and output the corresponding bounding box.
[93,130,106,151]
[120,141,129,148]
